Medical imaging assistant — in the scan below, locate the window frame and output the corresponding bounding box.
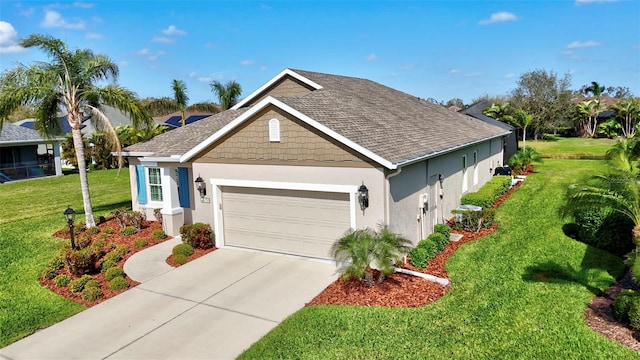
[147,167,163,203]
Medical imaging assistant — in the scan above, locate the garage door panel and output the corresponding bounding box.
[221,186,350,259]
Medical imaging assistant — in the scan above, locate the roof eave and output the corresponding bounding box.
[231,69,323,110]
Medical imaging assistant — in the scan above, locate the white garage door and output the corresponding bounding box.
[221,186,351,259]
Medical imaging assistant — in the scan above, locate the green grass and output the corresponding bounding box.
[0,169,132,347]
[240,159,637,359]
[527,136,616,159]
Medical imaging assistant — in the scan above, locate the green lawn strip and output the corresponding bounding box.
[527,137,616,159]
[240,159,636,359]
[0,169,132,347]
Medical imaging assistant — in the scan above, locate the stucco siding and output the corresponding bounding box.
[194,105,375,167]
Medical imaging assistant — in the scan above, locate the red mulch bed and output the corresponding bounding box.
[41,218,214,307]
[166,247,217,267]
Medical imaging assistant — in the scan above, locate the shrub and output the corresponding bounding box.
[481,208,497,229]
[133,238,148,248]
[461,175,512,208]
[69,275,93,293]
[41,266,58,280]
[100,258,116,272]
[417,239,438,259]
[173,253,188,265]
[110,208,146,229]
[120,226,137,236]
[85,279,100,289]
[86,226,100,235]
[64,247,97,276]
[105,267,125,281]
[152,229,167,240]
[573,207,634,256]
[630,297,640,330]
[172,243,194,257]
[48,256,65,270]
[103,226,115,234]
[53,274,71,287]
[108,276,129,290]
[428,232,449,252]
[75,234,92,249]
[180,223,215,249]
[613,289,639,324]
[113,245,130,258]
[81,285,103,301]
[409,247,429,268]
[433,224,451,239]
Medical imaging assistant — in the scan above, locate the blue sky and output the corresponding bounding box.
[1,0,639,105]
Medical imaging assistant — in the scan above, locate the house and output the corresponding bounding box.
[0,122,63,182]
[460,99,517,164]
[154,110,218,129]
[123,69,512,260]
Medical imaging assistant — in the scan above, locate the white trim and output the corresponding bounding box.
[210,178,358,248]
[231,69,323,110]
[181,96,396,169]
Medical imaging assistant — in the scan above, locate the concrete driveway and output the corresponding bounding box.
[0,248,338,360]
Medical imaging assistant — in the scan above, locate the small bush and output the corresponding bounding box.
[173,253,188,265]
[120,226,137,236]
[133,238,148,248]
[100,258,116,272]
[108,276,129,291]
[81,285,103,301]
[110,208,146,229]
[69,275,93,293]
[630,297,640,330]
[41,266,58,280]
[102,226,115,234]
[172,243,194,257]
[86,226,100,235]
[53,274,71,287]
[614,289,639,324]
[481,208,497,229]
[433,224,451,239]
[573,207,634,256]
[85,279,100,289]
[180,223,215,249]
[48,256,65,270]
[461,175,512,208]
[75,234,92,249]
[428,232,449,252]
[105,267,125,281]
[409,247,429,268]
[152,229,167,240]
[417,239,438,259]
[64,247,97,276]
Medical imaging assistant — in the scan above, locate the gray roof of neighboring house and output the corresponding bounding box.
[0,122,55,144]
[125,69,511,166]
[460,99,515,132]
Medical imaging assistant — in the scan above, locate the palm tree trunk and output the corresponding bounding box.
[71,128,96,228]
[633,224,640,247]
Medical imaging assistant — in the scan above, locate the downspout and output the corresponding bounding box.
[383,167,402,225]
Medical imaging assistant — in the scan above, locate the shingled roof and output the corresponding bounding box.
[0,122,52,144]
[124,69,510,168]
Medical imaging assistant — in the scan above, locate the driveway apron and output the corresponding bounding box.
[0,248,338,360]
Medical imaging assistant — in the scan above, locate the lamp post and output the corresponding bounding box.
[64,206,76,250]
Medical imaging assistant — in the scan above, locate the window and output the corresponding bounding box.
[269,118,280,142]
[462,155,468,193]
[148,168,163,202]
[473,151,479,185]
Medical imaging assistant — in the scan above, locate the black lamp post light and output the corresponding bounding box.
[64,205,76,250]
[195,176,206,198]
[358,183,369,213]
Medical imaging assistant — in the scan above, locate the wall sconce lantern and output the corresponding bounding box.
[438,174,444,199]
[438,174,444,184]
[358,183,369,212]
[195,176,206,198]
[63,205,77,250]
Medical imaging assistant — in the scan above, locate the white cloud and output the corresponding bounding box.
[161,25,186,35]
[449,68,461,74]
[366,53,377,61]
[85,32,103,39]
[136,48,164,60]
[41,10,85,29]
[240,59,255,66]
[152,37,173,43]
[0,21,25,54]
[575,0,617,5]
[566,40,602,49]
[479,12,518,25]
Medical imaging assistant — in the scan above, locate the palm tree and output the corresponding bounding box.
[584,81,606,98]
[513,109,533,148]
[143,81,219,125]
[483,102,514,125]
[611,98,640,138]
[210,80,242,110]
[508,146,543,174]
[606,137,640,174]
[0,34,149,227]
[576,99,602,138]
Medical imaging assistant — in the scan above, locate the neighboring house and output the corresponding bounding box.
[154,111,218,129]
[0,122,63,182]
[123,69,512,260]
[460,99,518,165]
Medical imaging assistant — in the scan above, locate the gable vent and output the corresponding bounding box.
[269,118,280,142]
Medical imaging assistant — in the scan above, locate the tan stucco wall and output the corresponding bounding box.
[194,105,375,168]
[242,76,314,107]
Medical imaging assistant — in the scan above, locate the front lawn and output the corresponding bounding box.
[240,159,637,358]
[527,136,616,158]
[0,169,132,347]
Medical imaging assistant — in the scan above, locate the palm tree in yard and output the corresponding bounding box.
[210,80,242,110]
[512,109,533,148]
[0,34,149,227]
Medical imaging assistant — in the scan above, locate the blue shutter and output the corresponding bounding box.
[136,165,147,205]
[177,167,190,208]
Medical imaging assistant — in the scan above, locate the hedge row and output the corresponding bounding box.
[460,175,512,209]
[409,225,451,268]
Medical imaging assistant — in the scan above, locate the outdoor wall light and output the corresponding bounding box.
[438,174,444,184]
[358,183,369,212]
[63,205,77,250]
[195,176,206,198]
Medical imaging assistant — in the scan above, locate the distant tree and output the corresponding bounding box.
[483,102,514,124]
[513,109,533,148]
[584,81,606,97]
[445,98,465,109]
[210,80,242,110]
[144,79,189,126]
[3,105,36,123]
[607,86,633,99]
[611,99,640,138]
[510,69,572,138]
[0,34,149,227]
[575,99,603,138]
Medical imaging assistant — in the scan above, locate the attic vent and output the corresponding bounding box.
[269,118,280,142]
